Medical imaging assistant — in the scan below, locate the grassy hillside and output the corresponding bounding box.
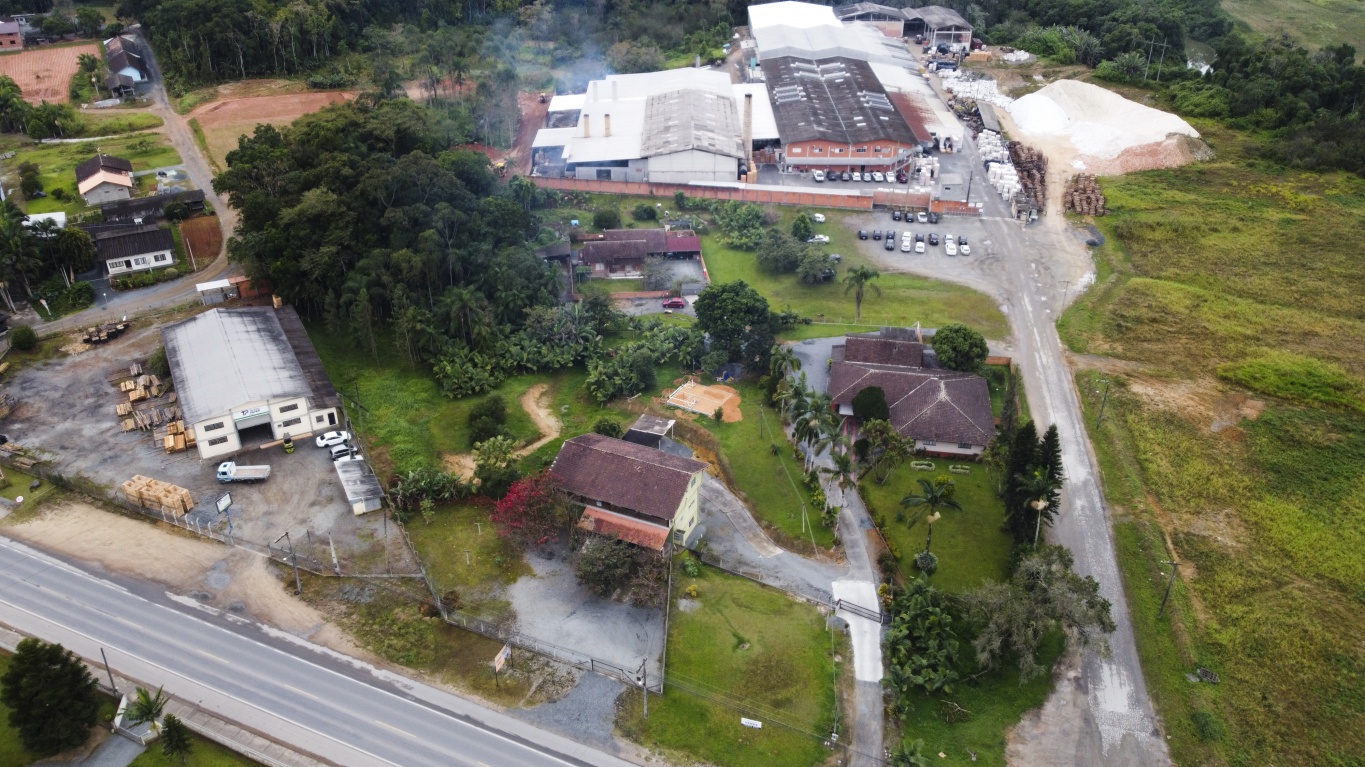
[1221,0,1365,52]
[1060,120,1365,765]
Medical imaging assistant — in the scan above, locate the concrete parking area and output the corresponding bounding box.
[2,320,409,572]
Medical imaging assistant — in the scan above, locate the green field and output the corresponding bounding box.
[405,499,531,618]
[1221,0,1365,52]
[79,111,165,136]
[702,212,1008,338]
[618,562,839,767]
[695,382,837,551]
[128,732,263,767]
[1060,121,1365,765]
[0,132,182,216]
[308,328,550,477]
[860,465,1014,594]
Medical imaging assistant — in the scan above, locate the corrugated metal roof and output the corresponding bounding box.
[162,308,311,425]
[904,5,971,30]
[754,20,915,66]
[335,460,384,507]
[762,56,919,146]
[642,89,743,159]
[749,1,841,31]
[732,83,781,140]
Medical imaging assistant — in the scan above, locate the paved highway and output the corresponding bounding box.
[0,537,637,767]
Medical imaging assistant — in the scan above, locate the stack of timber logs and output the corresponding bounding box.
[1007,141,1047,212]
[1064,174,1107,216]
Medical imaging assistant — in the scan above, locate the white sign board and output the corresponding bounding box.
[493,644,511,672]
[741,718,763,729]
[216,493,233,513]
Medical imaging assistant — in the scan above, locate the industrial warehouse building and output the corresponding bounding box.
[532,68,778,182]
[163,308,341,460]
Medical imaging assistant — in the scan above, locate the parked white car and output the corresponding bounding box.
[850,172,863,182]
[916,212,928,223]
[914,241,926,253]
[812,170,826,182]
[871,171,886,182]
[901,241,912,252]
[807,234,830,244]
[315,430,351,448]
[945,240,958,256]
[811,213,826,223]
[960,244,971,255]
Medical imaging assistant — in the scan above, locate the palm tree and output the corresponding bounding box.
[126,686,169,729]
[821,440,858,505]
[900,478,963,553]
[842,265,881,322]
[768,344,801,381]
[1015,468,1063,548]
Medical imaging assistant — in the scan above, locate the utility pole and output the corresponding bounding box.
[1095,378,1111,429]
[100,648,118,693]
[1060,279,1071,308]
[1158,560,1180,618]
[638,660,649,718]
[276,532,302,595]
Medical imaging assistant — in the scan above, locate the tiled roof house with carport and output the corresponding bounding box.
[549,433,708,552]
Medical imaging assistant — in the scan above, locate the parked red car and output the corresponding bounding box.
[662,297,687,309]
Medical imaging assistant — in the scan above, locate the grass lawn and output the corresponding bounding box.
[1222,0,1365,51]
[694,381,836,551]
[702,221,1007,339]
[0,132,182,217]
[307,328,548,478]
[0,466,58,508]
[860,465,1012,594]
[128,732,263,767]
[594,278,646,293]
[1057,121,1365,766]
[404,499,531,618]
[618,562,840,767]
[78,111,164,136]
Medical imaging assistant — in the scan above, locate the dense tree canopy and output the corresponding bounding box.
[0,639,101,757]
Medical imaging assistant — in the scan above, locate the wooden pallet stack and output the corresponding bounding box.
[161,421,196,453]
[120,475,195,517]
[1007,141,1048,212]
[1063,174,1107,216]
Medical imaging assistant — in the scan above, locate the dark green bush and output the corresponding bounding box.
[10,324,37,351]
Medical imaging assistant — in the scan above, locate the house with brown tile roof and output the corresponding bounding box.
[828,332,994,457]
[549,433,708,551]
[579,228,703,279]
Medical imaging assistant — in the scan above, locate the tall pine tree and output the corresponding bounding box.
[1004,421,1039,544]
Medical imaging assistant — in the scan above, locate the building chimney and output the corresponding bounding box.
[583,114,590,138]
[605,114,612,137]
[743,93,755,182]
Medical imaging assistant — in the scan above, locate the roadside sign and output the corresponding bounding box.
[493,644,511,672]
[741,718,763,729]
[216,493,233,513]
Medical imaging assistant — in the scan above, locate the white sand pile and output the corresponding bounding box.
[1006,80,1202,172]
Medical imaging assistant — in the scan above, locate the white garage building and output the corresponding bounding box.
[163,308,341,460]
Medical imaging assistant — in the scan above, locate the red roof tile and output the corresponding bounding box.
[550,434,706,522]
[578,506,670,551]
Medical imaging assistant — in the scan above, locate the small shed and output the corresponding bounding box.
[335,460,383,515]
[196,279,237,305]
[623,414,676,449]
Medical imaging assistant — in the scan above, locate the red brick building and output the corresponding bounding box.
[0,20,23,50]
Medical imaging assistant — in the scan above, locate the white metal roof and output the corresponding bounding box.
[749,1,840,31]
[548,93,585,112]
[754,21,916,66]
[163,308,310,425]
[195,279,232,292]
[532,127,576,148]
[24,211,66,228]
[732,83,780,140]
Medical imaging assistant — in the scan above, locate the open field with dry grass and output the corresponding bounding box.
[179,215,224,264]
[188,90,354,167]
[0,42,101,104]
[1222,0,1365,51]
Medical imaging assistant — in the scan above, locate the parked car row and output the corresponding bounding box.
[814,169,913,184]
[864,229,971,256]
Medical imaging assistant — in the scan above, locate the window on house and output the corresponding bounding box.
[154,254,168,262]
[958,443,973,449]
[133,257,148,266]
[922,439,937,446]
[873,146,882,152]
[833,147,845,154]
[596,169,611,180]
[790,147,803,154]
[316,415,326,423]
[673,529,683,544]
[855,147,868,154]
[203,422,225,432]
[812,147,823,154]
[281,417,302,427]
[207,436,228,446]
[279,403,299,413]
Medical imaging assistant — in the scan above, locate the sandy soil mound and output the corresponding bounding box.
[1007,80,1203,173]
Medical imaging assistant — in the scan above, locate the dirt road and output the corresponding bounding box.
[40,30,238,336]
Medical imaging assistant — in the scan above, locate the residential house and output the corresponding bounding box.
[75,154,134,205]
[578,228,701,279]
[101,189,207,224]
[0,20,23,50]
[827,331,994,457]
[550,433,708,552]
[94,226,176,276]
[103,35,149,96]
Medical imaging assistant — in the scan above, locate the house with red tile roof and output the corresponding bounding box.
[550,432,708,551]
[828,331,994,457]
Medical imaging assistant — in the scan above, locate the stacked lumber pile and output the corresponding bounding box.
[1007,141,1047,211]
[161,421,196,453]
[0,390,11,420]
[1063,174,1107,216]
[120,475,195,517]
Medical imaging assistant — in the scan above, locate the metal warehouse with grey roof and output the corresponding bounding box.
[162,307,341,460]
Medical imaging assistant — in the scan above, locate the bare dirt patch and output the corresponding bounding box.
[516,383,561,457]
[663,380,743,422]
[0,43,100,104]
[442,452,476,481]
[190,91,355,167]
[179,215,224,265]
